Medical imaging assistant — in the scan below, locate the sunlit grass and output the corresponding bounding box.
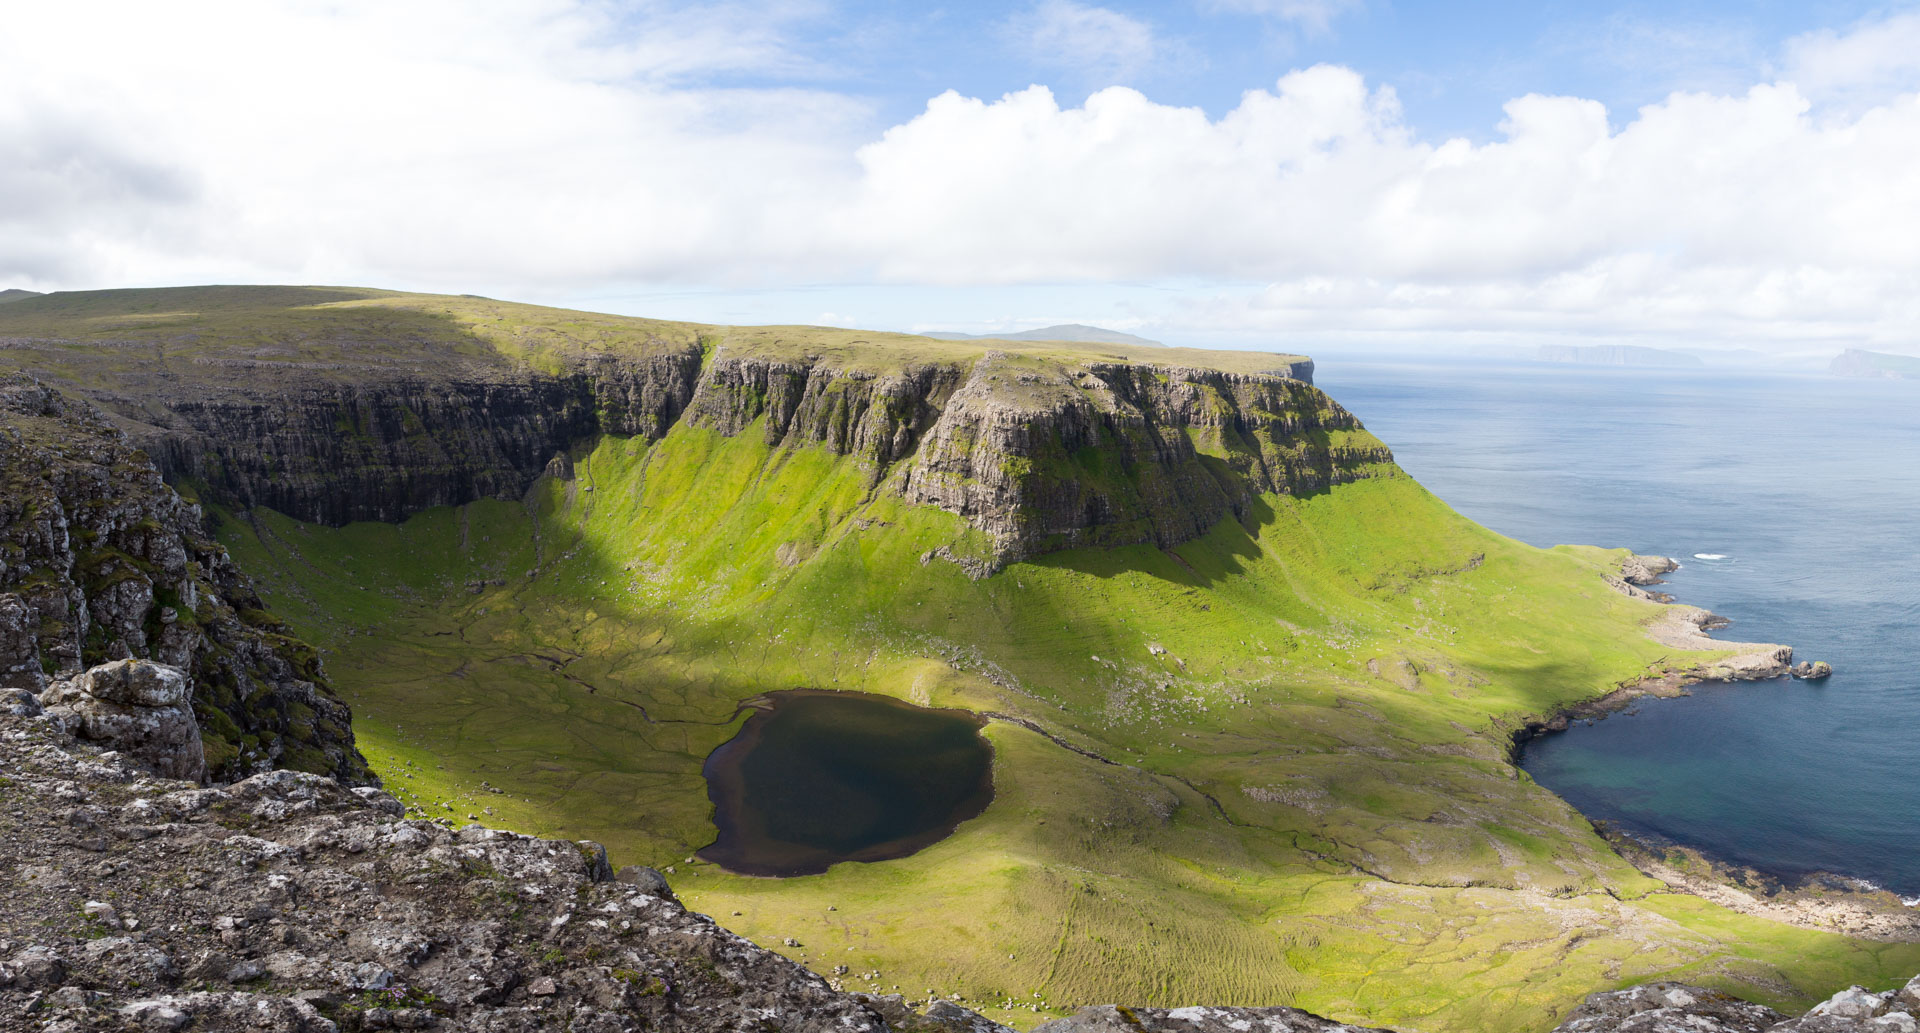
[216,420,1920,1031]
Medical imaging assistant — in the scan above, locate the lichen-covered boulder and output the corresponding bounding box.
[41,659,205,782]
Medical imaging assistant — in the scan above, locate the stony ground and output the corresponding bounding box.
[0,700,921,1032]
[1552,979,1920,1033]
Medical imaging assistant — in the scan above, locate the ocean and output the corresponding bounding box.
[1315,359,1920,896]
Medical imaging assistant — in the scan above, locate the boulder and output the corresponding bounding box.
[71,658,193,707]
[41,660,205,782]
[1792,661,1834,681]
[614,864,677,902]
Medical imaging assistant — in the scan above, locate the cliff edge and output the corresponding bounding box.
[0,373,368,784]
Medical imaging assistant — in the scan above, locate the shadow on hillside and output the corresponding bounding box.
[1030,490,1291,590]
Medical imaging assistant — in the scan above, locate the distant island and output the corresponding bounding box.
[0,288,43,305]
[919,322,1164,347]
[1831,347,1920,379]
[1538,344,1704,367]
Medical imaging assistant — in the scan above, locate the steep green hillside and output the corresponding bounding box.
[6,285,1915,1031]
[221,426,1919,1032]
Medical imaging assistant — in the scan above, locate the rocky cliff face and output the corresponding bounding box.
[125,346,705,526]
[0,373,368,783]
[7,328,1368,569]
[900,356,1387,565]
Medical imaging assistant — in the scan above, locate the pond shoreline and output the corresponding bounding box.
[697,689,995,878]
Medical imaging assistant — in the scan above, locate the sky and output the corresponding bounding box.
[6,0,1920,356]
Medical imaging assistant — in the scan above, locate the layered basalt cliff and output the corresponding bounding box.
[107,347,706,526]
[0,374,368,783]
[900,355,1387,564]
[2,295,1370,569]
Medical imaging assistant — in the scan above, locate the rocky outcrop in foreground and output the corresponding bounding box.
[0,703,917,1032]
[0,374,366,784]
[1553,978,1920,1032]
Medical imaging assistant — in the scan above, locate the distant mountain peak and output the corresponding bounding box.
[0,289,44,305]
[918,323,1164,347]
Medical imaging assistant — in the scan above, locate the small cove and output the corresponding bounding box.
[1318,359,1920,895]
[697,690,995,877]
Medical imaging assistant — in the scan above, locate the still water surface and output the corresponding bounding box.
[698,690,994,877]
[1317,359,1920,894]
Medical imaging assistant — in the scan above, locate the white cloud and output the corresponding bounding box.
[1783,10,1920,108]
[1004,1,1160,85]
[6,2,1920,350]
[1201,0,1362,33]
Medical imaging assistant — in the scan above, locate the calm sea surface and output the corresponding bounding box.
[1315,359,1920,895]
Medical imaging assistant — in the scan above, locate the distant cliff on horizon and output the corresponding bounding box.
[1538,344,1704,368]
[1831,348,1920,379]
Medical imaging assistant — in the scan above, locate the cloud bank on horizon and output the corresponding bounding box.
[5,0,1920,351]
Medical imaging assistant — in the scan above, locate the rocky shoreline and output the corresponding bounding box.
[1514,555,1919,941]
[1509,554,1797,758]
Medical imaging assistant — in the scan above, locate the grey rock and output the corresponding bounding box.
[614,863,677,901]
[1,685,41,717]
[41,661,204,782]
[919,999,1020,1032]
[1545,978,1920,1033]
[578,838,615,883]
[0,592,45,691]
[0,374,369,784]
[1552,981,1787,1031]
[1621,554,1680,586]
[71,658,192,706]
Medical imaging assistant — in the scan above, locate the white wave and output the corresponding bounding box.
[1693,553,1728,560]
[1906,896,1920,908]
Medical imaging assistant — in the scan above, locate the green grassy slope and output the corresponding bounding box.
[0,285,1303,376]
[219,419,1920,1031]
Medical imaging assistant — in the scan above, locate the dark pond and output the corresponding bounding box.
[697,690,995,877]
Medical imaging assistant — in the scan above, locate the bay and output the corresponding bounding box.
[1316,358,1920,895]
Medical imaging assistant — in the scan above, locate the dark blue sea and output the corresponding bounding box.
[1316,359,1920,897]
